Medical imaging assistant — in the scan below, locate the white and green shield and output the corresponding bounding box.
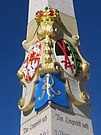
[55,39,82,78]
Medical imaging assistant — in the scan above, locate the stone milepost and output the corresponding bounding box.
[20,108,93,135]
[17,0,94,135]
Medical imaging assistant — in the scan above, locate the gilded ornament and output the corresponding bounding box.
[18,80,35,112]
[48,101,52,105]
[80,92,90,102]
[17,69,23,79]
[82,62,90,74]
[18,98,25,108]
[36,7,61,40]
[65,79,87,106]
[72,35,79,41]
[85,71,90,80]
[39,62,60,76]
[18,98,34,112]
[20,80,26,87]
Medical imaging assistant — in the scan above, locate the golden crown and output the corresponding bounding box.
[35,7,61,24]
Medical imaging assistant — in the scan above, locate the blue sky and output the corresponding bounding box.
[0,0,100,135]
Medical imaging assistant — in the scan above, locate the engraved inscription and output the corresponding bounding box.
[53,129,70,135]
[21,109,93,135]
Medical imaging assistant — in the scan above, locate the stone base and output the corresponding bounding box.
[20,106,94,135]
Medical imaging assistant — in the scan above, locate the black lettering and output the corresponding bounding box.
[82,123,89,129]
[23,127,28,134]
[30,119,41,130]
[55,114,64,121]
[42,116,47,123]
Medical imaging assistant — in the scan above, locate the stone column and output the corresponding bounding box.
[17,1,94,135]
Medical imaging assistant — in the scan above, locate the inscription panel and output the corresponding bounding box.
[20,107,94,135]
[20,108,51,135]
[52,109,94,135]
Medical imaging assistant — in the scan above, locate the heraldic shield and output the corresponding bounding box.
[35,73,69,111]
[22,41,42,82]
[55,39,82,78]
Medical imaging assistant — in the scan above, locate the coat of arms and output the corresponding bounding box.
[22,41,42,82]
[55,39,82,78]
